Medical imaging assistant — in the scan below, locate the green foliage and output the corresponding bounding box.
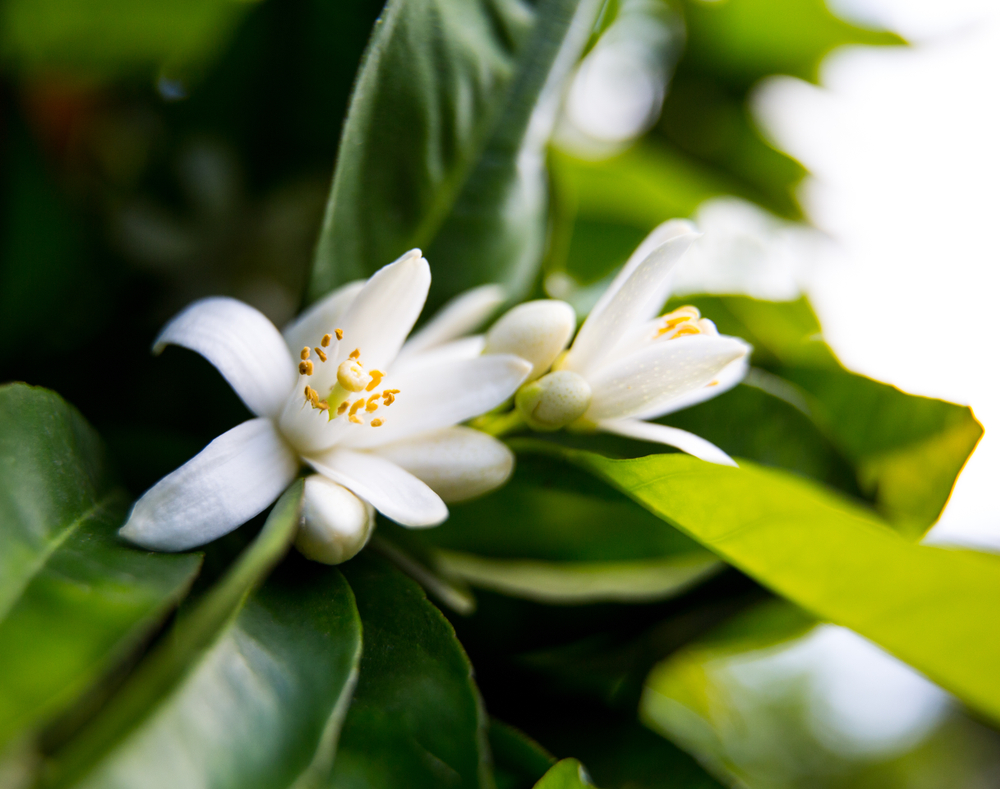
[329,554,491,788]
[533,759,594,788]
[309,0,604,309]
[544,444,1000,723]
[490,720,555,789]
[0,384,202,750]
[42,484,363,789]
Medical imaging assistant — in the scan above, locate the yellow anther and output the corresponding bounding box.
[313,347,326,362]
[381,388,400,406]
[337,360,367,392]
[322,333,333,347]
[334,329,343,341]
[673,323,702,337]
[349,414,363,424]
[657,305,702,336]
[365,370,384,392]
[301,347,311,360]
[317,400,329,411]
[348,348,361,360]
[298,360,314,375]
[365,395,380,412]
[337,402,349,415]
[370,418,384,427]
[349,399,365,416]
[304,385,319,405]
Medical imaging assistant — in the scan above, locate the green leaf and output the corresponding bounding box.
[545,444,1000,723]
[44,482,364,789]
[676,296,982,536]
[405,454,720,604]
[309,0,604,307]
[0,0,252,80]
[330,554,490,789]
[533,759,594,788]
[0,384,201,749]
[489,719,555,789]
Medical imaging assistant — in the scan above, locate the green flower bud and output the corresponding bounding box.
[515,371,592,431]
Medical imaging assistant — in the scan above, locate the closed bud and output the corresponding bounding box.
[515,370,592,431]
[295,475,375,564]
[484,300,575,382]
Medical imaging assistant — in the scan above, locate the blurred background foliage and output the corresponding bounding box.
[1,0,993,788]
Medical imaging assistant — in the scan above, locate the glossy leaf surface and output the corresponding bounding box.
[533,759,593,788]
[310,0,603,307]
[0,384,201,749]
[550,445,1000,723]
[330,554,490,789]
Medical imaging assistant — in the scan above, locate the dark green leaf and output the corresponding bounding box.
[330,554,490,789]
[0,384,201,750]
[404,454,719,604]
[309,0,604,307]
[533,759,594,788]
[544,444,1000,723]
[676,296,982,536]
[43,482,364,789]
[489,719,555,789]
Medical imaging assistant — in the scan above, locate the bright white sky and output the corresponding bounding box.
[756,0,1000,549]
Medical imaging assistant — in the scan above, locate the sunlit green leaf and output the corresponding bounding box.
[541,444,1000,723]
[0,384,201,750]
[309,0,604,308]
[676,296,982,536]
[330,554,490,789]
[43,482,363,789]
[533,759,594,788]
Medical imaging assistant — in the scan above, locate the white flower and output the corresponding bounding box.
[120,251,531,553]
[516,220,750,465]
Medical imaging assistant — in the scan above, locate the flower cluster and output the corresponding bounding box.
[121,221,748,563]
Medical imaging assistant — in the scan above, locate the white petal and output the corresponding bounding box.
[308,448,448,528]
[634,354,750,420]
[372,427,514,502]
[154,297,296,419]
[585,335,749,421]
[396,284,505,361]
[337,249,430,371]
[339,354,531,450]
[483,300,576,381]
[119,419,299,551]
[282,280,365,354]
[563,227,698,376]
[295,475,375,564]
[390,335,486,376]
[597,418,737,467]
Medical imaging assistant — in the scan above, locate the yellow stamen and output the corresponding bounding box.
[673,323,702,337]
[317,400,329,411]
[365,395,380,412]
[365,370,384,392]
[300,346,311,360]
[657,305,702,337]
[314,347,328,362]
[334,329,343,341]
[349,414,363,424]
[348,348,360,360]
[370,418,383,427]
[322,333,333,347]
[298,360,314,375]
[337,402,349,415]
[349,399,365,416]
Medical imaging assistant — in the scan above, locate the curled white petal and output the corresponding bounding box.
[397,284,506,361]
[154,297,296,419]
[598,418,736,466]
[585,335,748,421]
[295,475,375,564]
[391,335,486,376]
[337,249,430,370]
[308,448,448,528]
[562,228,698,376]
[340,354,531,450]
[119,419,299,551]
[484,300,576,381]
[282,280,365,354]
[373,427,514,502]
[635,354,750,420]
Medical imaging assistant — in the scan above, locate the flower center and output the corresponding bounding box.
[297,329,400,428]
[656,306,717,340]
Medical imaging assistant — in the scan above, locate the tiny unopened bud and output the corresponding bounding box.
[484,300,575,382]
[295,476,375,565]
[515,370,592,431]
[337,359,366,392]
